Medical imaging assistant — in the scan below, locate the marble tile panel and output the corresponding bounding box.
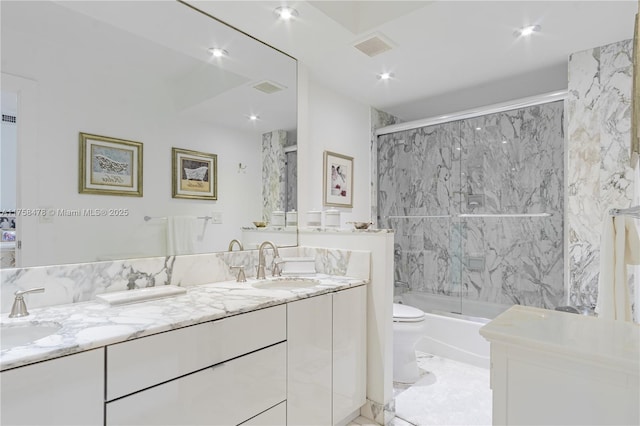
[371,108,403,227]
[262,129,288,221]
[379,101,564,312]
[567,39,634,306]
[285,150,298,212]
[462,216,564,309]
[461,101,564,215]
[360,398,395,426]
[378,124,455,218]
[298,246,370,280]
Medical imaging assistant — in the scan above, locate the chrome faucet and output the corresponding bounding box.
[228,239,243,252]
[230,265,247,282]
[9,287,45,318]
[257,241,280,279]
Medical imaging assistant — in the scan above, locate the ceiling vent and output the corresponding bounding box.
[353,33,394,57]
[253,80,286,94]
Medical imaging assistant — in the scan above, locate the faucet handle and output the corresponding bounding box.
[272,258,285,277]
[230,265,247,283]
[10,287,45,318]
[15,287,45,297]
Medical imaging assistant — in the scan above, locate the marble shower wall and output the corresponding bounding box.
[285,149,298,212]
[370,108,402,227]
[261,129,287,221]
[378,101,565,313]
[567,39,634,307]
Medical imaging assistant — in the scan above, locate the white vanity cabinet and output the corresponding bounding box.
[0,283,368,426]
[333,285,367,424]
[287,292,333,425]
[107,342,286,426]
[287,286,367,425]
[481,306,640,426]
[105,305,287,426]
[0,349,104,426]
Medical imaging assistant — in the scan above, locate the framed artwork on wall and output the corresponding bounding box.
[323,150,353,208]
[78,132,143,196]
[172,147,217,200]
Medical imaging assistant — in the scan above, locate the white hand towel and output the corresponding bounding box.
[633,155,640,322]
[596,215,640,321]
[166,216,197,256]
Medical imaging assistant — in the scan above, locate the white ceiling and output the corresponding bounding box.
[187,0,638,121]
[2,1,297,134]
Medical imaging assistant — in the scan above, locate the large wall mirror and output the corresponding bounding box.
[1,0,297,268]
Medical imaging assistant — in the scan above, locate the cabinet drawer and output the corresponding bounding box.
[1,349,104,426]
[106,342,287,426]
[106,304,286,400]
[240,401,286,425]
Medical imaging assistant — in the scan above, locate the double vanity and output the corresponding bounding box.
[1,263,368,426]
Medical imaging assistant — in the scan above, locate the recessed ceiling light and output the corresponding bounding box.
[377,72,394,80]
[515,24,541,38]
[208,48,228,58]
[502,140,508,144]
[274,6,298,21]
[475,127,482,131]
[249,114,259,121]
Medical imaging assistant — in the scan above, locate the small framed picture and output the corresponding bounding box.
[172,148,217,200]
[1,230,16,242]
[79,133,143,197]
[323,150,353,208]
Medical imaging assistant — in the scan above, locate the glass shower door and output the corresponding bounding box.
[458,103,565,319]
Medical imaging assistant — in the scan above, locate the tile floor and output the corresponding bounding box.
[348,351,491,426]
[392,352,492,426]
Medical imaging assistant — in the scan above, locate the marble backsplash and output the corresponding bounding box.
[0,246,370,313]
[567,39,634,307]
[378,101,565,311]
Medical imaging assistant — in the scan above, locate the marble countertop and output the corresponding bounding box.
[0,274,366,371]
[479,305,640,373]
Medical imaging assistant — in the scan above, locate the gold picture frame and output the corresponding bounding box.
[172,147,217,200]
[323,150,354,208]
[79,132,143,197]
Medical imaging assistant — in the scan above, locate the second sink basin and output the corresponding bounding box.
[1,323,62,350]
[252,278,320,290]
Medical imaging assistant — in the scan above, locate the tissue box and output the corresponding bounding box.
[281,257,316,275]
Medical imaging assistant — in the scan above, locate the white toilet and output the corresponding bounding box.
[393,303,426,383]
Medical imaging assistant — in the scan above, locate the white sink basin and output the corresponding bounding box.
[252,278,320,290]
[1,323,62,350]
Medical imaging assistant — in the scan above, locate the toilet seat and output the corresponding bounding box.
[393,303,425,323]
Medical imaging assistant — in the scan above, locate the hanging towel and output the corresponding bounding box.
[633,155,640,323]
[596,214,640,321]
[166,216,197,255]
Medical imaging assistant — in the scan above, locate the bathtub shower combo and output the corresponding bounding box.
[377,97,565,381]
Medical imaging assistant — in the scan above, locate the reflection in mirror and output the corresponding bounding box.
[633,7,639,164]
[0,1,297,268]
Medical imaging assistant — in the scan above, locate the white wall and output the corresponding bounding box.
[297,65,395,423]
[298,66,372,225]
[3,25,262,267]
